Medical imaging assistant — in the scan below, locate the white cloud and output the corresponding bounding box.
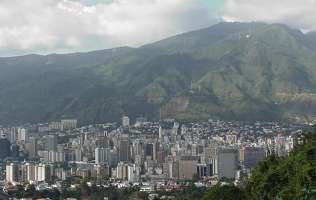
[0,0,217,56]
[221,0,316,32]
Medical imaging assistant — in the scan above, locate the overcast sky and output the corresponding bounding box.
[1,0,316,56]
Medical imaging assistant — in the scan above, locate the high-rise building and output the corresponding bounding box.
[204,147,218,175]
[8,128,17,143]
[45,135,58,151]
[145,143,154,160]
[17,128,28,142]
[0,138,11,160]
[95,148,110,164]
[217,148,238,179]
[109,149,118,167]
[6,163,19,183]
[116,162,129,180]
[25,137,37,158]
[75,149,83,162]
[61,119,77,131]
[178,156,199,180]
[132,140,144,160]
[209,158,218,176]
[119,139,130,162]
[47,151,65,162]
[127,164,141,182]
[144,142,158,161]
[25,163,36,182]
[36,164,49,182]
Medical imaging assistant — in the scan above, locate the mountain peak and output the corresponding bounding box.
[0,22,316,125]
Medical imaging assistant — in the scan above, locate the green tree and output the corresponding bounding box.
[203,184,246,200]
[15,185,25,198]
[246,129,316,200]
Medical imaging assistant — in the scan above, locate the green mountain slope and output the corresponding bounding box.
[1,22,316,124]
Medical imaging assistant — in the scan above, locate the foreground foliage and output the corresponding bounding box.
[203,129,316,200]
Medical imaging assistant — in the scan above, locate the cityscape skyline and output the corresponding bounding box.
[0,0,316,199]
[0,116,310,199]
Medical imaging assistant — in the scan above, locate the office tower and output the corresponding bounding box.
[64,149,75,162]
[8,128,17,143]
[48,151,65,162]
[116,162,129,180]
[109,149,118,167]
[75,149,83,162]
[119,139,130,162]
[45,135,58,151]
[127,164,141,182]
[145,143,154,160]
[122,116,130,127]
[152,142,158,160]
[6,163,19,183]
[36,164,49,182]
[25,163,36,182]
[157,149,165,164]
[178,156,199,180]
[132,140,144,159]
[25,137,37,158]
[0,138,11,160]
[209,158,218,176]
[17,128,28,142]
[95,148,109,164]
[170,161,179,179]
[217,148,238,179]
[204,147,218,175]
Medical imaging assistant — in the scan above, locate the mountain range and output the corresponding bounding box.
[1,22,316,125]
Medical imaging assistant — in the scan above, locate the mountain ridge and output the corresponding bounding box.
[1,22,316,125]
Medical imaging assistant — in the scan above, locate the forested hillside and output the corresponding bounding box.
[1,23,316,124]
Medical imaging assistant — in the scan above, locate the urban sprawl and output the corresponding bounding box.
[0,117,312,198]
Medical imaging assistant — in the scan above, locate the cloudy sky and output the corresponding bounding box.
[0,0,315,56]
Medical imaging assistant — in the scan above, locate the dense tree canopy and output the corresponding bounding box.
[203,129,316,200]
[202,184,246,200]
